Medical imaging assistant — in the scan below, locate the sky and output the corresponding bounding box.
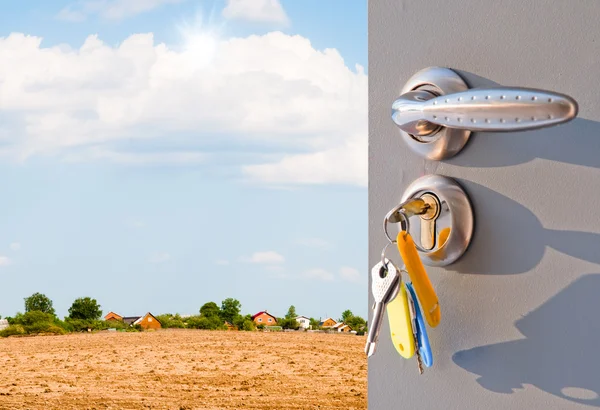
[0,0,367,321]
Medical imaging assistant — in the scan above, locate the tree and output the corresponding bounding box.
[220,298,241,324]
[200,302,220,318]
[285,305,297,319]
[187,315,223,330]
[309,318,321,329]
[280,317,300,330]
[340,309,353,323]
[68,297,102,320]
[24,293,55,316]
[346,315,367,331]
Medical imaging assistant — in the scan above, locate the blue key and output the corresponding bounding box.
[406,282,433,368]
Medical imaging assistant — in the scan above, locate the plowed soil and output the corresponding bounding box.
[0,330,366,409]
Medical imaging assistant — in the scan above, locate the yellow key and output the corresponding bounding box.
[386,282,415,358]
[396,230,441,328]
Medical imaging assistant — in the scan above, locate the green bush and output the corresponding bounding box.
[279,317,300,330]
[186,315,223,330]
[45,325,67,335]
[0,325,26,337]
[24,321,66,335]
[241,320,256,331]
[156,314,186,329]
[63,318,108,332]
[12,311,55,326]
[105,319,130,330]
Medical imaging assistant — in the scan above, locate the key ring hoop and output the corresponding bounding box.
[383,199,429,253]
[383,206,409,244]
[380,241,396,268]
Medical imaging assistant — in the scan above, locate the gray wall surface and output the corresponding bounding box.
[368,1,600,409]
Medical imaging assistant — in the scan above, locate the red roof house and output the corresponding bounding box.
[252,310,278,326]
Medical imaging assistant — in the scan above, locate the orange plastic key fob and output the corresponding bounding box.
[396,230,441,328]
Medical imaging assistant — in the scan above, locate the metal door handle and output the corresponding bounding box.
[392,67,579,160]
[392,88,578,135]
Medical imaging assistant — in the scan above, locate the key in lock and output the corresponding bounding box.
[418,193,441,251]
[386,193,441,252]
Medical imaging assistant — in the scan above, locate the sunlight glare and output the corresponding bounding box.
[176,10,222,69]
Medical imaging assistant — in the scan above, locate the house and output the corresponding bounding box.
[338,324,353,333]
[333,322,344,331]
[0,319,8,331]
[295,315,310,329]
[123,316,140,325]
[104,312,123,321]
[224,321,236,330]
[252,310,277,326]
[320,317,337,328]
[132,313,161,330]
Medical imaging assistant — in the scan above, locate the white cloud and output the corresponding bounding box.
[339,267,360,283]
[9,242,21,251]
[296,237,333,250]
[0,30,366,186]
[302,268,334,282]
[0,256,11,266]
[215,259,230,266]
[222,0,289,25]
[149,252,171,263]
[247,251,285,264]
[58,0,185,22]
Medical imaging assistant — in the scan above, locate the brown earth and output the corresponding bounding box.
[0,329,366,410]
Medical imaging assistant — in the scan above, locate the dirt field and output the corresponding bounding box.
[0,329,366,410]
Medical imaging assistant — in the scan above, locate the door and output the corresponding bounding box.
[369,1,600,409]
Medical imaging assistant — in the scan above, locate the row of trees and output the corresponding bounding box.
[0,292,367,337]
[0,293,130,337]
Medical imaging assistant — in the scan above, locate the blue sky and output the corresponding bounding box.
[0,0,367,321]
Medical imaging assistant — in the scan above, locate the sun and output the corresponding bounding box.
[176,10,223,69]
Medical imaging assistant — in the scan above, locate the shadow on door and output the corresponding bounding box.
[453,274,600,406]
[449,181,600,275]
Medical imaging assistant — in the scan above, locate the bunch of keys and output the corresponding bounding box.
[365,198,440,375]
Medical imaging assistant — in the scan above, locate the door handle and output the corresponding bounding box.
[391,67,579,160]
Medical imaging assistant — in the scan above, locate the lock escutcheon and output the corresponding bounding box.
[389,175,474,267]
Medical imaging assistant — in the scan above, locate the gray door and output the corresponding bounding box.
[369,1,600,409]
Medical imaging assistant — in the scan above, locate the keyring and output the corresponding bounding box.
[383,199,430,253]
[383,205,410,244]
[380,241,396,268]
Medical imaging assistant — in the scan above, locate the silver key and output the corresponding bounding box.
[365,259,401,357]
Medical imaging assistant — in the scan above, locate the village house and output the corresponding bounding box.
[122,313,161,330]
[104,312,123,321]
[295,315,310,329]
[105,312,161,330]
[320,317,337,328]
[252,310,277,326]
[338,324,353,333]
[0,319,8,331]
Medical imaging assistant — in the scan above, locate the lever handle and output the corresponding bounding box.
[391,67,580,160]
[392,87,578,136]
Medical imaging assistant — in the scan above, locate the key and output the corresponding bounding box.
[386,279,415,359]
[406,282,433,368]
[406,283,424,374]
[396,230,441,327]
[365,259,401,357]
